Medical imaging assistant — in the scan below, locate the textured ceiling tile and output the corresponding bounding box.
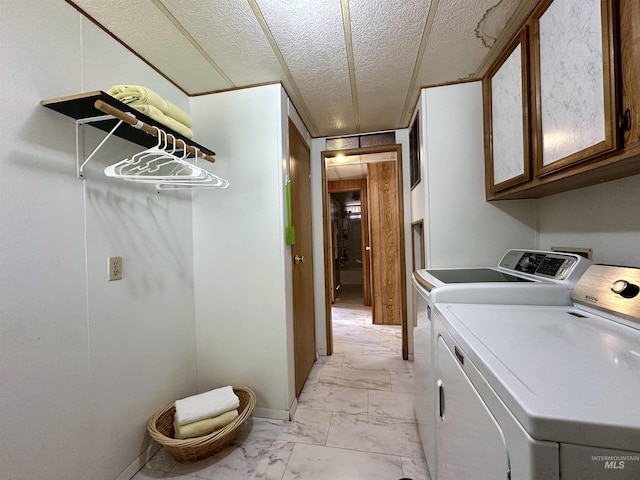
[71,0,523,137]
[160,0,286,88]
[256,0,355,136]
[416,0,520,87]
[349,0,431,133]
[475,0,521,48]
[71,0,231,93]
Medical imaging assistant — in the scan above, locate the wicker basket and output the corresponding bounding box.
[147,385,256,463]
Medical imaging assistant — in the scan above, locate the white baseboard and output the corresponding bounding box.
[288,397,298,420]
[252,406,291,421]
[115,442,160,480]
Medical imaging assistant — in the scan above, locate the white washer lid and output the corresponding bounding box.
[436,303,640,451]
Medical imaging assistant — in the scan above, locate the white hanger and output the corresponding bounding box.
[103,126,229,190]
[104,126,169,178]
[155,146,230,190]
[106,133,206,181]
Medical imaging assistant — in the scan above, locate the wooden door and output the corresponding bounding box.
[368,161,402,325]
[289,120,316,397]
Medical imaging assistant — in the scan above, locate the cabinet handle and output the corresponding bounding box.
[438,380,445,418]
[618,109,631,131]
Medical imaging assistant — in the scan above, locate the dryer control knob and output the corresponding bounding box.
[610,279,640,299]
[518,255,537,272]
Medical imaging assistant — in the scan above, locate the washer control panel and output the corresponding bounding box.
[572,264,640,323]
[499,250,581,279]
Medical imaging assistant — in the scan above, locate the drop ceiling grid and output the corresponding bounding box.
[416,0,513,86]
[255,0,356,137]
[348,0,432,133]
[160,0,287,88]
[71,0,231,93]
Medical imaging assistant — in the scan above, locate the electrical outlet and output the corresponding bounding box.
[108,256,123,281]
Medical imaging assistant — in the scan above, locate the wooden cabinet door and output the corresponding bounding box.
[531,0,619,176]
[619,0,640,156]
[484,29,531,196]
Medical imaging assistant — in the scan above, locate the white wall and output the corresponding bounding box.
[537,173,640,266]
[420,82,537,267]
[1,2,198,480]
[190,84,296,419]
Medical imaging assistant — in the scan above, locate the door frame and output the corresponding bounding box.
[328,181,371,307]
[320,144,408,358]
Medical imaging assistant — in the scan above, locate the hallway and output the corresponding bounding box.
[134,284,428,479]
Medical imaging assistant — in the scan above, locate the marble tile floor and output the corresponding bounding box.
[134,284,430,480]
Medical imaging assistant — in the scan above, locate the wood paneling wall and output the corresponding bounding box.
[367,162,402,325]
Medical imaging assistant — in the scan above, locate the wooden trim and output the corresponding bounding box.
[322,144,403,158]
[483,28,532,197]
[531,0,620,177]
[189,81,282,97]
[394,146,409,360]
[418,78,481,90]
[619,0,640,148]
[327,179,371,306]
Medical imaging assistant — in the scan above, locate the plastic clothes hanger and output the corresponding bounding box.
[108,134,209,181]
[103,126,229,189]
[104,126,169,178]
[155,146,230,189]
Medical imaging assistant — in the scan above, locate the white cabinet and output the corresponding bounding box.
[435,335,510,480]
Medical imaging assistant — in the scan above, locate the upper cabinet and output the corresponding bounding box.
[531,0,618,176]
[484,29,531,196]
[485,0,640,200]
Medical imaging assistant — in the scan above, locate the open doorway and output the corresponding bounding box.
[328,183,371,307]
[321,144,408,359]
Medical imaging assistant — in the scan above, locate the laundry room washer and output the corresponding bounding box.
[411,249,591,478]
[433,264,640,479]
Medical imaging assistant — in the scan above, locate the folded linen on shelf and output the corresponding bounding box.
[107,84,193,128]
[130,104,193,139]
[173,409,239,439]
[174,385,240,426]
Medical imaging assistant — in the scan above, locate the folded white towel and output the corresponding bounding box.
[173,409,239,439]
[174,386,240,426]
